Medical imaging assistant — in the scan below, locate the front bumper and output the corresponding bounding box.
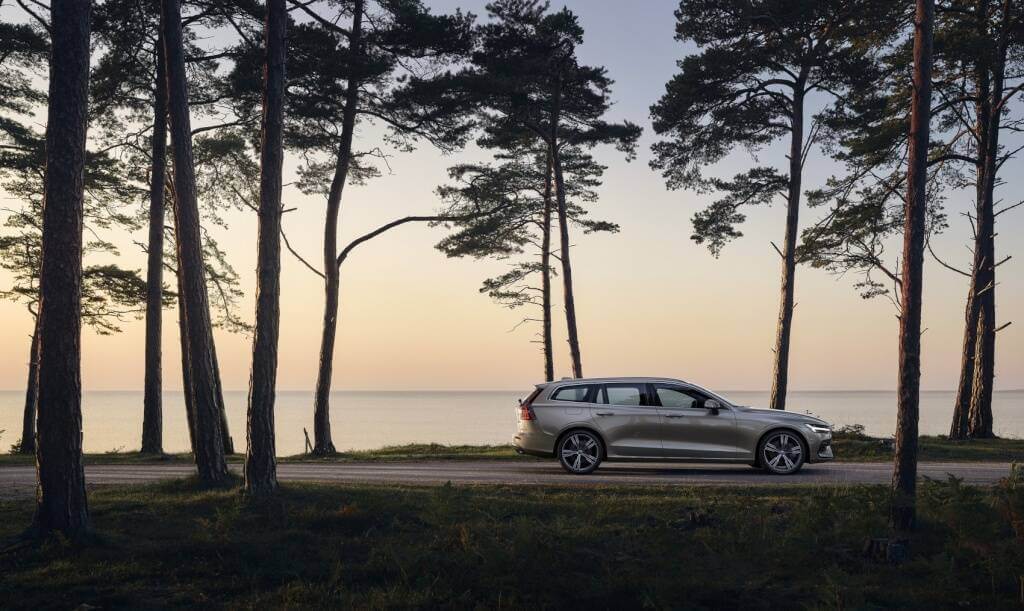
[809,436,834,462]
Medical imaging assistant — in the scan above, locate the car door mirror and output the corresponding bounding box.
[704,399,721,414]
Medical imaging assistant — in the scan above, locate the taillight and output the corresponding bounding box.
[519,387,541,421]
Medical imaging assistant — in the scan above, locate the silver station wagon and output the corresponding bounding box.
[513,377,834,475]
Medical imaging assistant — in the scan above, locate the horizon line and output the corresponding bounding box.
[2,388,1022,394]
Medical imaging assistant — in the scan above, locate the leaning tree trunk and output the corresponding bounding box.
[966,150,998,439]
[965,17,1006,440]
[549,81,583,379]
[161,0,228,483]
[540,153,555,382]
[32,0,92,538]
[968,307,995,436]
[209,338,234,454]
[141,36,168,455]
[951,36,994,440]
[175,263,198,454]
[18,316,40,455]
[949,276,980,439]
[551,146,583,379]
[769,89,805,411]
[245,0,287,497]
[892,0,934,534]
[311,0,363,456]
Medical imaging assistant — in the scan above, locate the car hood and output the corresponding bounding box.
[732,405,830,427]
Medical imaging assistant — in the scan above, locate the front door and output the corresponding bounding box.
[651,384,743,459]
[591,383,663,457]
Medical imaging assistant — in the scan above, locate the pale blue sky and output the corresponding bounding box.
[0,0,1020,393]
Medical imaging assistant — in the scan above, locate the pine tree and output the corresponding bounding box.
[651,0,899,409]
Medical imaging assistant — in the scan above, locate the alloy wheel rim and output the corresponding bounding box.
[763,432,802,473]
[561,433,599,472]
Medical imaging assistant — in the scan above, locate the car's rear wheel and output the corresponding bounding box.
[758,430,806,475]
[557,430,603,475]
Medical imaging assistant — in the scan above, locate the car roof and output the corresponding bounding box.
[538,376,690,387]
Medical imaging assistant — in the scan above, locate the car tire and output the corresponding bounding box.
[557,430,603,475]
[757,430,806,475]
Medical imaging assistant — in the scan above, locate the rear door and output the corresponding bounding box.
[651,384,743,459]
[591,383,663,457]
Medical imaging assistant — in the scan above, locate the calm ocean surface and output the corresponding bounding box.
[0,390,1020,456]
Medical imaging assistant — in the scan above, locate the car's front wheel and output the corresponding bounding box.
[758,430,806,475]
[557,430,603,475]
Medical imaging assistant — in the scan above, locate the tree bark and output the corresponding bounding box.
[892,0,934,534]
[18,317,40,455]
[210,338,234,454]
[175,261,197,454]
[245,0,287,497]
[950,284,979,439]
[540,152,555,382]
[142,36,168,455]
[549,78,583,379]
[968,307,995,435]
[769,89,805,411]
[161,0,228,483]
[31,0,92,538]
[951,0,995,440]
[965,1,1007,439]
[311,0,363,456]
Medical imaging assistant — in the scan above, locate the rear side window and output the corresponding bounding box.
[551,385,593,403]
[654,385,700,408]
[599,384,647,406]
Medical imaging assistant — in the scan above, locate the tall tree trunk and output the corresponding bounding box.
[161,0,228,483]
[175,263,197,454]
[245,0,287,497]
[32,0,92,538]
[210,339,234,453]
[968,307,995,435]
[18,316,40,454]
[142,36,168,455]
[311,0,363,456]
[965,3,1007,439]
[551,147,582,378]
[549,79,583,379]
[540,153,555,382]
[950,279,979,439]
[951,3,993,440]
[892,0,934,534]
[769,89,805,411]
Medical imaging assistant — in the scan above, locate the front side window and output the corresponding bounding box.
[551,385,592,403]
[601,384,646,406]
[654,385,699,409]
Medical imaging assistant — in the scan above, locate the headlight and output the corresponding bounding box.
[805,423,831,435]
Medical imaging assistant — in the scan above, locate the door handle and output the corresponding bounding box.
[664,414,685,418]
[595,411,615,416]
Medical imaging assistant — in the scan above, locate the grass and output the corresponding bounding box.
[280,443,529,462]
[1,474,1023,608]
[0,443,526,466]
[2,433,1021,467]
[831,426,1024,462]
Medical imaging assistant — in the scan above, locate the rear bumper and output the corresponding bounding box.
[513,431,555,458]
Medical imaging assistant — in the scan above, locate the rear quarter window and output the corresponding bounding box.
[551,385,593,403]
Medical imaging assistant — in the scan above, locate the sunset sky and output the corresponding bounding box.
[0,0,1021,393]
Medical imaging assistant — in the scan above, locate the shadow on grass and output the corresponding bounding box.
[1,473,1022,608]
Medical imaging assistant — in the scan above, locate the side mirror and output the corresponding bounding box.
[518,398,524,406]
[704,399,721,413]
